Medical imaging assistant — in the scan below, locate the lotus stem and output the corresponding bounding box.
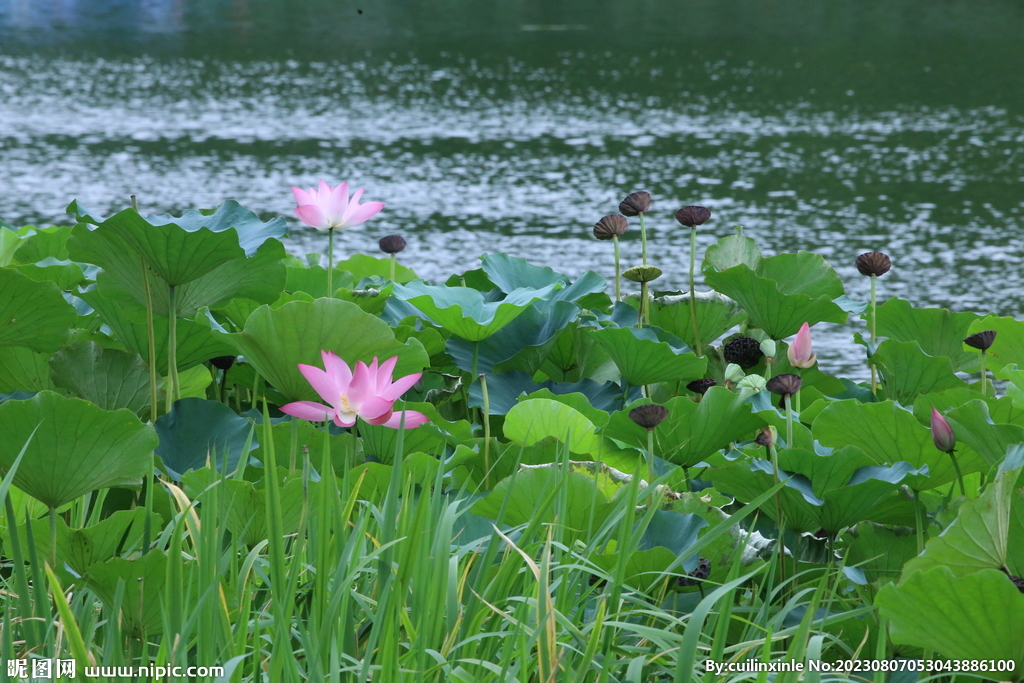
[327,227,335,296]
[913,490,925,553]
[638,213,648,266]
[785,396,794,449]
[794,387,802,420]
[48,505,57,569]
[689,225,702,357]
[165,284,180,413]
[480,373,492,489]
[612,235,621,302]
[980,349,989,398]
[389,253,396,282]
[768,440,786,584]
[870,274,878,396]
[138,197,159,555]
[948,450,967,498]
[289,416,299,472]
[646,428,656,488]
[682,466,692,493]
[639,281,649,327]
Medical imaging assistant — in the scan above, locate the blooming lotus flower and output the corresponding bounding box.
[931,408,956,454]
[280,351,428,429]
[787,322,817,369]
[291,180,385,231]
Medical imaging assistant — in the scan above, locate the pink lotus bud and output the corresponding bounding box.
[931,408,956,454]
[787,322,817,369]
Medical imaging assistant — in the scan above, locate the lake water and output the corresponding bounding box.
[2,0,1023,378]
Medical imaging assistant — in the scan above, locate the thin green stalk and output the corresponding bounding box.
[948,450,967,498]
[289,416,299,472]
[870,274,878,396]
[689,225,702,357]
[165,284,180,412]
[646,428,656,488]
[327,227,335,296]
[913,490,925,553]
[639,281,649,327]
[139,242,158,556]
[980,349,989,397]
[768,441,786,588]
[638,213,648,265]
[389,253,396,281]
[480,373,491,489]
[612,235,621,302]
[785,395,794,448]
[48,505,57,568]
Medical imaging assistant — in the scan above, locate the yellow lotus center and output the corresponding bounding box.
[339,393,352,412]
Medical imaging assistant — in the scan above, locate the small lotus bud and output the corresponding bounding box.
[629,404,669,430]
[619,191,652,217]
[209,355,236,371]
[766,373,802,398]
[855,252,891,277]
[674,206,712,228]
[755,427,776,448]
[378,234,407,254]
[931,408,956,454]
[593,214,629,240]
[622,265,662,283]
[723,336,764,370]
[963,330,996,352]
[787,322,817,369]
[724,363,745,383]
[759,339,777,359]
[686,378,717,395]
[737,374,767,391]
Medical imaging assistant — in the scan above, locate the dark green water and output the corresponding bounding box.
[2,1,1023,376]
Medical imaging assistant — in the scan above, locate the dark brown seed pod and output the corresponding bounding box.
[674,206,712,227]
[855,252,891,277]
[686,379,717,395]
[378,234,407,254]
[209,355,236,371]
[755,427,774,448]
[629,404,669,430]
[593,214,629,240]
[677,557,712,586]
[766,373,802,398]
[963,330,997,352]
[723,336,764,370]
[622,265,662,283]
[619,191,652,217]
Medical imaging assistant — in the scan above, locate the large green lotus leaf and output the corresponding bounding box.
[68,208,246,286]
[0,391,157,508]
[344,454,442,503]
[966,315,1024,371]
[10,258,87,290]
[0,268,77,352]
[702,232,762,272]
[49,342,152,413]
[813,399,991,491]
[0,346,56,392]
[590,546,679,594]
[221,298,428,402]
[702,259,847,339]
[841,522,920,586]
[902,469,1024,577]
[470,464,616,535]
[79,289,235,375]
[391,281,558,342]
[447,300,579,374]
[143,200,288,256]
[84,550,196,637]
[641,290,747,349]
[873,297,981,372]
[468,371,631,416]
[539,321,608,383]
[869,339,966,405]
[997,364,1024,407]
[182,469,306,546]
[249,420,357,475]
[359,402,472,463]
[480,253,570,292]
[333,253,417,284]
[504,399,601,455]
[590,326,706,386]
[602,388,765,468]
[944,399,1024,467]
[0,225,32,266]
[877,566,1024,672]
[10,225,72,263]
[91,238,287,318]
[4,507,158,581]
[154,398,258,478]
[285,265,356,298]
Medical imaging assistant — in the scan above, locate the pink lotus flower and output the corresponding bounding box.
[931,408,956,454]
[291,180,385,231]
[787,322,817,369]
[280,351,428,429]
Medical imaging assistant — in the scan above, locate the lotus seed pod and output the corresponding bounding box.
[755,427,775,448]
[622,265,662,283]
[723,336,764,369]
[378,234,407,254]
[629,404,669,430]
[686,378,717,395]
[855,251,891,277]
[619,191,652,217]
[963,330,997,352]
[674,205,712,228]
[766,373,802,398]
[677,557,711,586]
[209,355,236,371]
[593,214,629,240]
